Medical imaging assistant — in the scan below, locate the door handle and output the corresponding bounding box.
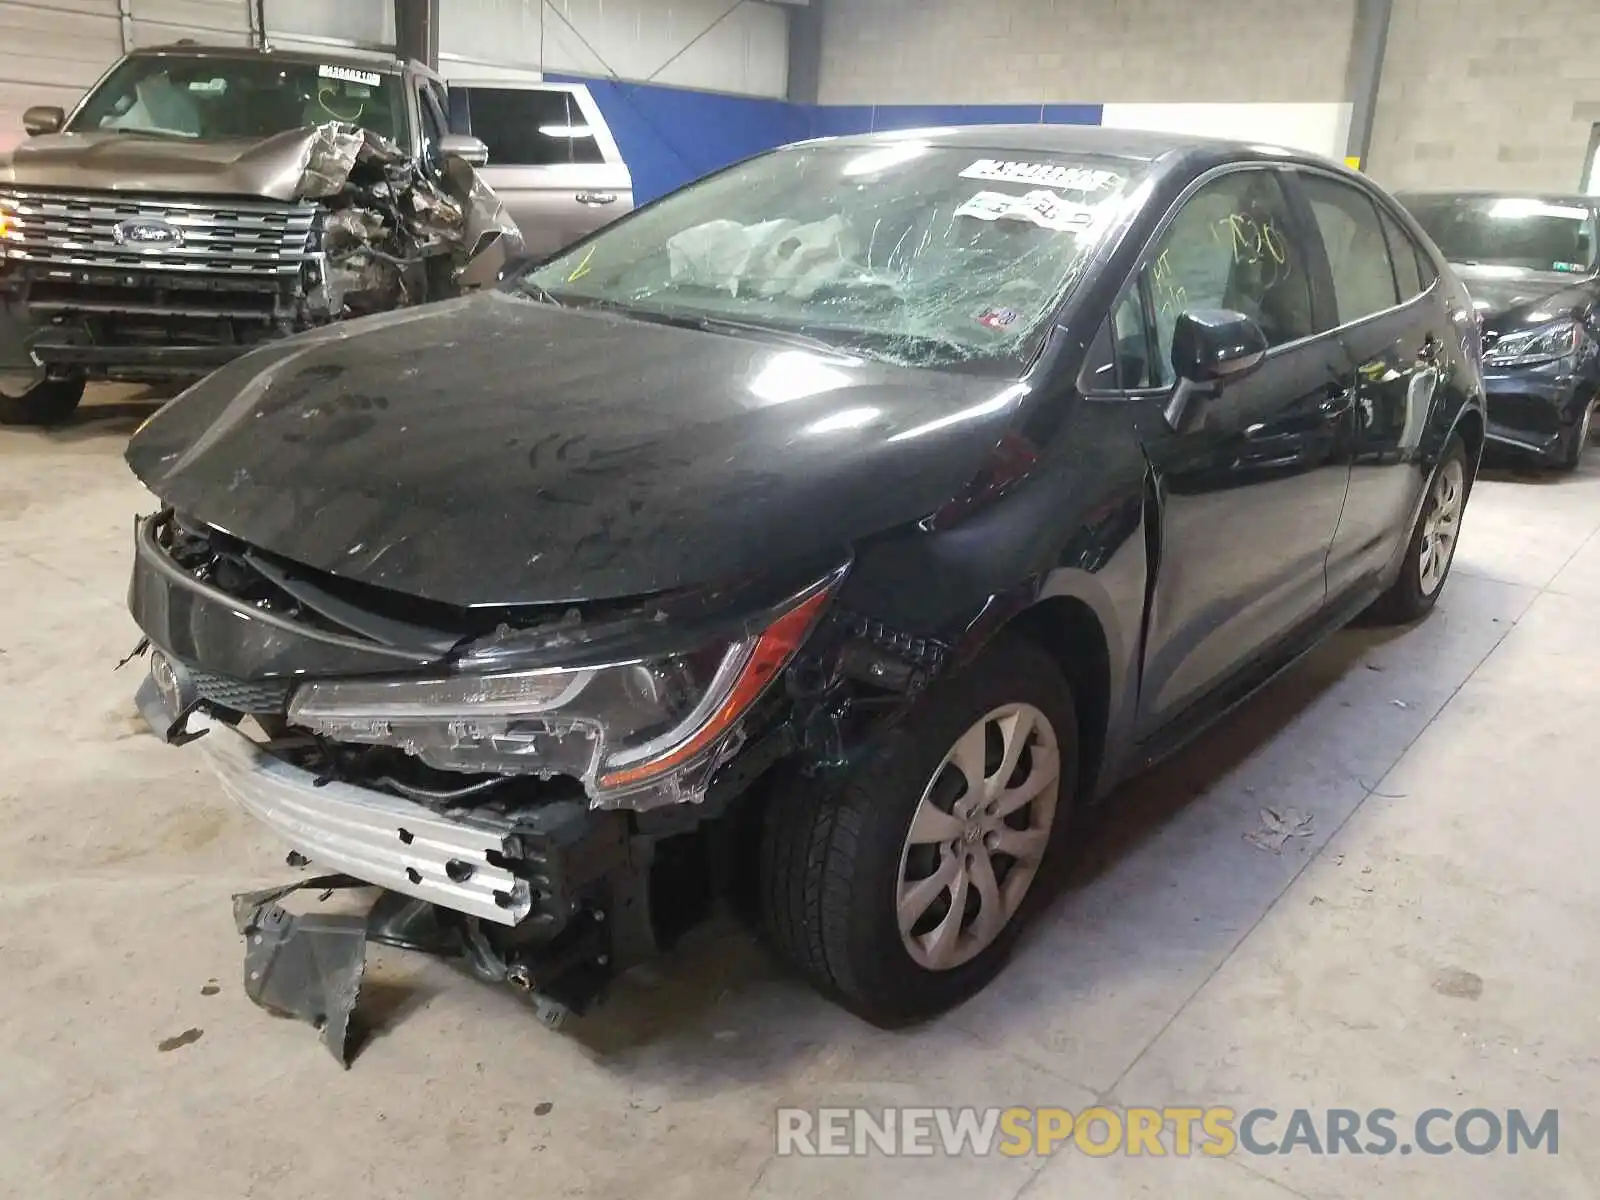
[1319,383,1354,416]
[576,191,617,206]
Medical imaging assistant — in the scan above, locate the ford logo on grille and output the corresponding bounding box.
[113,218,184,248]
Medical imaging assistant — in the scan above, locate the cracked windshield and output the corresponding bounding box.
[518,141,1144,367]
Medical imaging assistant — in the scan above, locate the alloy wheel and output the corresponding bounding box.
[1418,456,1465,597]
[895,703,1061,971]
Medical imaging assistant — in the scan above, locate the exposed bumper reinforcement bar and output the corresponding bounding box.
[195,716,532,926]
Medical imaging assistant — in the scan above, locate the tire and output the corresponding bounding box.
[1556,397,1595,473]
[0,377,85,427]
[759,631,1078,1026]
[1367,434,1471,625]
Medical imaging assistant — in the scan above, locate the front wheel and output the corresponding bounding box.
[1367,434,1471,625]
[1557,397,1596,472]
[759,633,1077,1025]
[0,377,85,427]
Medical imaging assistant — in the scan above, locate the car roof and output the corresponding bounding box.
[128,42,416,75]
[798,123,1338,167]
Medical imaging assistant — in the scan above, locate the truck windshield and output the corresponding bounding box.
[1403,194,1598,274]
[516,141,1144,369]
[69,54,407,144]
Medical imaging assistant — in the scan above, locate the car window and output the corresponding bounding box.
[417,83,446,162]
[1403,195,1598,273]
[449,86,602,166]
[1379,209,1424,300]
[1301,175,1399,325]
[1111,287,1156,388]
[1143,170,1314,383]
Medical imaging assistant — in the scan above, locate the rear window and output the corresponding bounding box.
[1402,194,1598,274]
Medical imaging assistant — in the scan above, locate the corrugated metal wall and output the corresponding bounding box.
[0,0,123,150]
[126,0,252,47]
[442,0,788,97]
[0,0,254,150]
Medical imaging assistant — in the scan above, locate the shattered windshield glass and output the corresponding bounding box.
[517,141,1145,368]
[1404,195,1598,274]
[70,54,407,143]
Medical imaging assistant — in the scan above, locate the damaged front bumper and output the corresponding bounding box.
[194,712,537,925]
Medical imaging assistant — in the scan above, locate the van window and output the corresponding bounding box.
[448,86,605,166]
[1300,175,1399,325]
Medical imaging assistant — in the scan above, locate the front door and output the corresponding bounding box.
[1132,167,1354,734]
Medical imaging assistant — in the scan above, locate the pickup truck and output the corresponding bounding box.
[0,43,632,426]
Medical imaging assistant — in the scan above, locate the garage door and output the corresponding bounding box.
[0,0,123,152]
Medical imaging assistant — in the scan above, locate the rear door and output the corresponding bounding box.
[1131,166,1354,734]
[446,82,633,258]
[1294,170,1445,600]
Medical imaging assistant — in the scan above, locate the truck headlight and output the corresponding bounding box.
[287,576,837,807]
[1484,318,1582,367]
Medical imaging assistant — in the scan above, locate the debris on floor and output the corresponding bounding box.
[157,1028,204,1052]
[1245,806,1316,854]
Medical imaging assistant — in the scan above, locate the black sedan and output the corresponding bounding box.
[1399,190,1600,469]
[123,127,1483,1042]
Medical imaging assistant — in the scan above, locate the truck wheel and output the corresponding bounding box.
[0,378,85,427]
[759,632,1077,1026]
[1367,434,1470,625]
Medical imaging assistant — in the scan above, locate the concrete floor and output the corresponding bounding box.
[3,389,1598,1199]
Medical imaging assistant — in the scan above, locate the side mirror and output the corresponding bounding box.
[23,105,65,136]
[438,134,488,168]
[1164,308,1268,433]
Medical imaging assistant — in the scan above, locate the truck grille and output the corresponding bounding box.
[0,187,316,278]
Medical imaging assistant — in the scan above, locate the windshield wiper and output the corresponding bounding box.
[513,280,565,306]
[682,314,845,355]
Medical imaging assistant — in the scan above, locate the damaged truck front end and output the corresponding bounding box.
[128,506,856,1059]
[0,46,519,425]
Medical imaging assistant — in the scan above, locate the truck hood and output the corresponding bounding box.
[125,292,1027,608]
[0,127,328,200]
[1452,263,1596,330]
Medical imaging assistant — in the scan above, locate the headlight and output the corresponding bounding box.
[287,575,838,808]
[1484,318,1582,367]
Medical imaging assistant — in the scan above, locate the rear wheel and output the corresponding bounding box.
[759,633,1077,1025]
[0,377,85,427]
[1367,434,1470,625]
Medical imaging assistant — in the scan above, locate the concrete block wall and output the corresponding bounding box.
[1367,0,1600,192]
[817,0,1359,105]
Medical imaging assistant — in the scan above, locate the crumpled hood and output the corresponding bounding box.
[126,292,1026,608]
[1453,263,1595,331]
[1,127,329,199]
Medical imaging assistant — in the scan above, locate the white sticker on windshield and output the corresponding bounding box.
[318,64,383,87]
[960,159,1122,192]
[955,189,1097,232]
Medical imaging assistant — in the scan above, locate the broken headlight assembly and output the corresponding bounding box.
[287,577,837,809]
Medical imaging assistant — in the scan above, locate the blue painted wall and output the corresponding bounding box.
[549,73,1103,205]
